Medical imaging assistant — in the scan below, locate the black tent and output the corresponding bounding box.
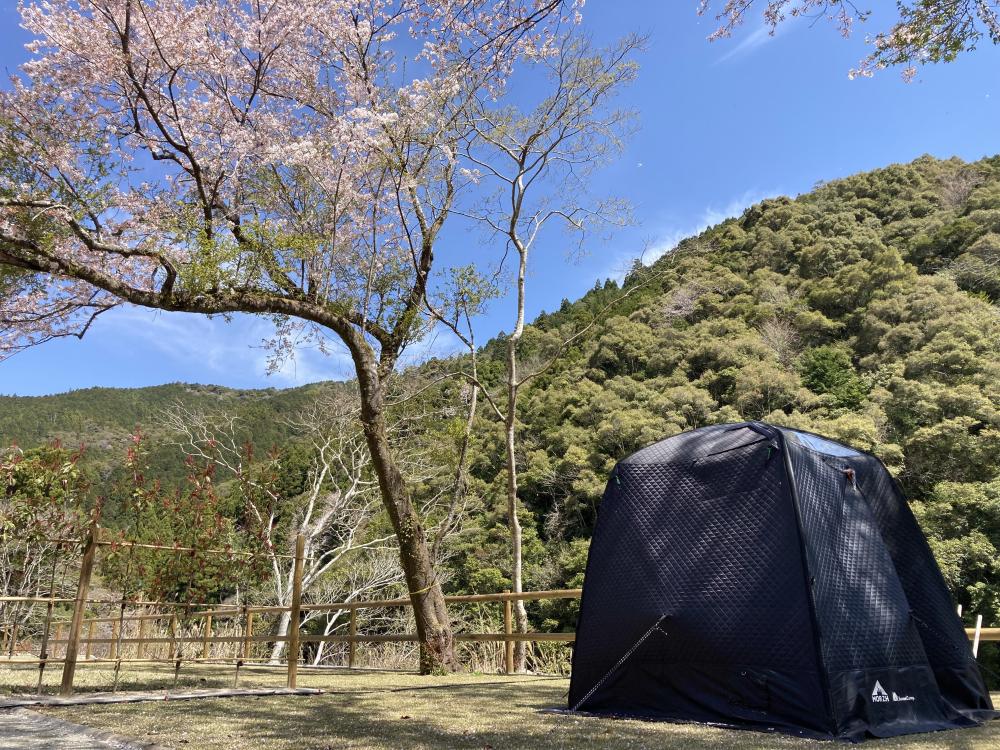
[568,422,995,741]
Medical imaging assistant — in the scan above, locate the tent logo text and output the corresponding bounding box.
[892,691,916,702]
[872,681,889,703]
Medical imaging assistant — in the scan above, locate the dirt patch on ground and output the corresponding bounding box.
[0,707,153,750]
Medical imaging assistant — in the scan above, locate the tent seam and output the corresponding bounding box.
[780,431,839,738]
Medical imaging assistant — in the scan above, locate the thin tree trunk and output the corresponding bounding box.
[356,370,456,673]
[504,349,530,672]
[434,362,479,560]
[505,242,530,672]
[454,382,477,507]
[269,609,291,664]
[311,628,330,667]
[311,611,346,666]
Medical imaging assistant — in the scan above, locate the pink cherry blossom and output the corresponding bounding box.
[0,0,579,356]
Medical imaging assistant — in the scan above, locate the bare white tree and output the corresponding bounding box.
[307,547,404,666]
[759,317,802,367]
[939,167,984,209]
[450,34,643,671]
[0,535,57,648]
[165,389,392,662]
[660,282,710,324]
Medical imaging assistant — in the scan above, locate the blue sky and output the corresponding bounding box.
[2,1,999,396]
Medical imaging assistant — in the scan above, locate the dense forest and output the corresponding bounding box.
[0,383,322,484]
[3,154,999,651]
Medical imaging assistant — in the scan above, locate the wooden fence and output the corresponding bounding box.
[1,524,998,697]
[0,525,584,695]
[0,588,579,696]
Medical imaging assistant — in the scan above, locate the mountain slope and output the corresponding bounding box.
[448,154,1000,629]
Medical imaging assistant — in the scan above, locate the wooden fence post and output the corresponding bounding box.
[348,606,357,669]
[287,533,305,688]
[85,621,95,659]
[202,614,212,660]
[235,605,251,688]
[36,598,54,694]
[60,520,99,696]
[503,590,514,675]
[245,612,255,660]
[170,611,180,687]
[237,609,255,686]
[110,620,119,660]
[136,616,147,660]
[169,612,179,661]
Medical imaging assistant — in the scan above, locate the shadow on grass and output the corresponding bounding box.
[48,678,1000,750]
[1,662,424,697]
[119,682,766,750]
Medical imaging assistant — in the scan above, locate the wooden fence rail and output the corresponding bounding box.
[4,587,996,690]
[2,526,998,697]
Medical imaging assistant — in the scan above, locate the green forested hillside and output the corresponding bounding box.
[0,382,324,483]
[3,154,999,630]
[443,154,1000,631]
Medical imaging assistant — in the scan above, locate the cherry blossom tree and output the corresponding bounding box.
[698,1,1000,78]
[0,0,577,672]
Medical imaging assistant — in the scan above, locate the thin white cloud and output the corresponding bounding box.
[602,187,782,283]
[100,307,352,387]
[716,26,771,63]
[397,322,470,369]
[648,188,780,261]
[715,18,792,64]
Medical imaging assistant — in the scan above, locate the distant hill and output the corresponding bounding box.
[0,381,329,483]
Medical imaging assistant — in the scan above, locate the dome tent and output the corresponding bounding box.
[568,422,995,741]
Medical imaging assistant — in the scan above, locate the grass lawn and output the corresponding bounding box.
[0,664,997,750]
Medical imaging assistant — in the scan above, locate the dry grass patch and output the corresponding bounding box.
[0,661,316,696]
[2,665,993,750]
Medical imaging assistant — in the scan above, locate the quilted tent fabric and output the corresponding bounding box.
[567,422,996,741]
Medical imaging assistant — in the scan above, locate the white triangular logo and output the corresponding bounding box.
[872,680,889,703]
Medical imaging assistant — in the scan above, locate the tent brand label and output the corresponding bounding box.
[871,681,915,703]
[871,681,890,703]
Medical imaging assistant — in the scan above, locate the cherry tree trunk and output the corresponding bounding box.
[357,381,456,674]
